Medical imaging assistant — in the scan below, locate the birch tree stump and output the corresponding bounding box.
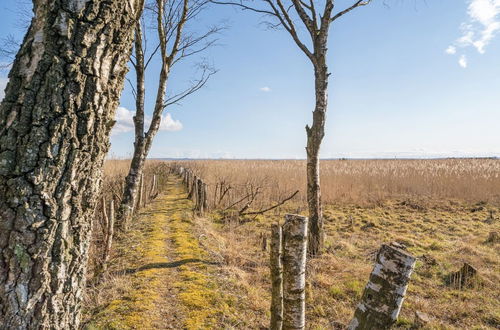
[282,214,308,330]
[270,224,284,330]
[348,244,416,330]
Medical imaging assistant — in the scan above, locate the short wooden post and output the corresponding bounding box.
[102,200,115,271]
[188,175,197,200]
[196,178,204,215]
[136,173,144,211]
[270,224,283,330]
[202,182,208,211]
[149,174,157,199]
[348,243,416,330]
[282,214,308,330]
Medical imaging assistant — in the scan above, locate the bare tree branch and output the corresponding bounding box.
[331,0,372,22]
[163,64,216,108]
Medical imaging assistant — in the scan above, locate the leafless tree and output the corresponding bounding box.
[119,0,220,227]
[0,0,143,328]
[212,0,372,255]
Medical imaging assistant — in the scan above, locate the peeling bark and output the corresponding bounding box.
[270,224,284,330]
[282,214,308,330]
[0,0,143,328]
[348,244,416,330]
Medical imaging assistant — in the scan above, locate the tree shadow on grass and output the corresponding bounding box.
[115,258,219,275]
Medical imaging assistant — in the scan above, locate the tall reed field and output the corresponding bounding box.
[172,158,500,209]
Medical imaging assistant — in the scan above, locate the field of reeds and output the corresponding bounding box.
[85,158,499,329]
[174,158,500,209]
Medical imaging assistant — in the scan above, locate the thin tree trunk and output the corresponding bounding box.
[120,145,146,228]
[306,59,328,256]
[270,224,284,330]
[282,214,308,330]
[119,23,147,228]
[0,1,142,328]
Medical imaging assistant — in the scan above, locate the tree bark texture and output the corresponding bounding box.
[118,22,146,227]
[0,1,142,328]
[270,224,284,330]
[282,214,308,330]
[348,244,416,330]
[306,54,328,257]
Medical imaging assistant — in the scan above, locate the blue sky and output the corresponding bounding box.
[1,0,499,159]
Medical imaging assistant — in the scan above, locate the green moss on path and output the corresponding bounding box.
[86,177,234,329]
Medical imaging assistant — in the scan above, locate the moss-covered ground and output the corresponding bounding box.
[84,176,499,329]
[84,176,237,329]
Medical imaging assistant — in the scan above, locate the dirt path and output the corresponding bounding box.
[85,176,233,329]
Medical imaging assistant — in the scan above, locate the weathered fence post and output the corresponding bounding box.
[102,200,115,271]
[270,224,284,330]
[136,172,144,211]
[348,243,416,330]
[188,175,197,200]
[202,182,208,211]
[282,214,308,330]
[149,174,157,199]
[196,178,204,215]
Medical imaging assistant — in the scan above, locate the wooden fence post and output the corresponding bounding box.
[202,182,208,211]
[149,174,157,199]
[270,224,284,330]
[102,200,115,271]
[348,243,416,330]
[189,176,198,201]
[196,178,204,215]
[136,172,144,212]
[282,214,308,330]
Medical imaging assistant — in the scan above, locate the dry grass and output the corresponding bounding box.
[174,159,500,209]
[86,160,169,281]
[172,159,499,329]
[85,158,499,329]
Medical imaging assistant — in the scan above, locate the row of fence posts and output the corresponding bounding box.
[135,172,160,212]
[269,214,417,330]
[170,166,417,329]
[99,171,160,272]
[174,166,208,215]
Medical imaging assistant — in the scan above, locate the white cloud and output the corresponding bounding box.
[445,46,457,54]
[112,107,136,134]
[447,0,500,66]
[112,107,183,135]
[259,86,271,92]
[159,113,182,131]
[0,77,8,102]
[459,55,468,68]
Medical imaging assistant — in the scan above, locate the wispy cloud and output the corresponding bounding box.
[459,55,468,68]
[259,86,271,92]
[112,107,183,135]
[447,0,500,67]
[445,46,457,54]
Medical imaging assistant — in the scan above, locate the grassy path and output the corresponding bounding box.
[86,176,233,329]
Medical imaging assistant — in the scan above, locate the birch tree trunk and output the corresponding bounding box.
[348,244,416,330]
[282,214,308,330]
[306,54,328,256]
[119,23,147,228]
[270,224,284,330]
[0,1,142,328]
